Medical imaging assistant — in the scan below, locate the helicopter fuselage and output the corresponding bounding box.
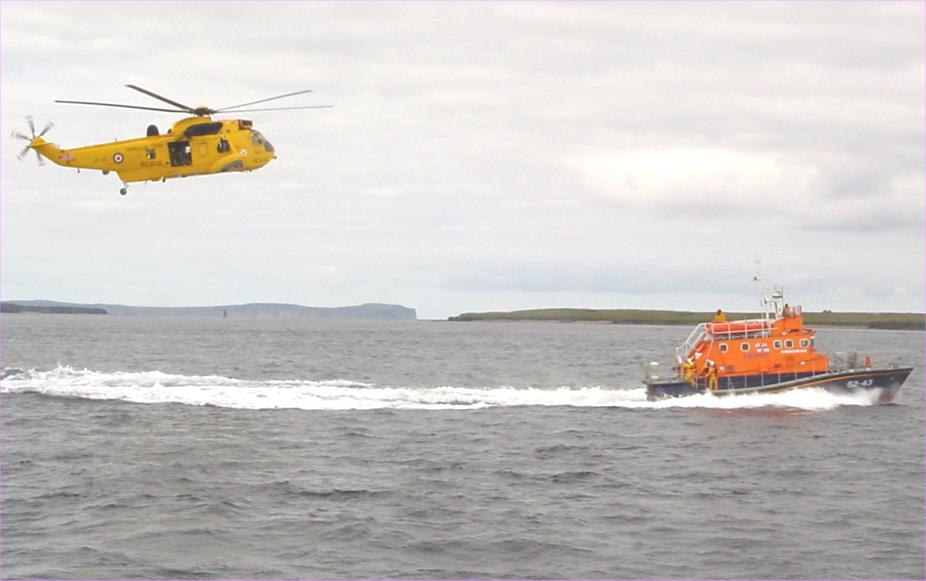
[31,116,277,185]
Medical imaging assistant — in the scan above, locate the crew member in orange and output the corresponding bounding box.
[703,361,719,391]
[864,355,872,368]
[782,303,792,317]
[713,309,726,323]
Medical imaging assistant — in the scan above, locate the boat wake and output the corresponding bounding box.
[0,365,881,411]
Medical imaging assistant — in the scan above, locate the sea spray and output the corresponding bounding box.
[1,365,878,411]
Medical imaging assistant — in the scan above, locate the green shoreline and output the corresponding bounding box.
[448,308,925,330]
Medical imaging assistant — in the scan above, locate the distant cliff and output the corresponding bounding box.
[1,302,107,315]
[2,300,416,320]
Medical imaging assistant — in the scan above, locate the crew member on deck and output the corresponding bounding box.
[681,358,696,386]
[782,303,792,317]
[713,309,726,323]
[703,361,719,391]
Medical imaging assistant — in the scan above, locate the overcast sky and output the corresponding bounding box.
[2,1,923,319]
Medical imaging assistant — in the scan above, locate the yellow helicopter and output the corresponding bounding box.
[13,84,330,195]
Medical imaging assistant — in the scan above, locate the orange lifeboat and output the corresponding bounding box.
[644,287,913,402]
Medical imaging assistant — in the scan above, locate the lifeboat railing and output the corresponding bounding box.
[677,320,773,361]
[828,351,900,372]
[647,351,903,388]
[676,323,706,362]
[643,361,662,382]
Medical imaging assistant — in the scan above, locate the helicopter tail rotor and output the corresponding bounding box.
[12,116,53,165]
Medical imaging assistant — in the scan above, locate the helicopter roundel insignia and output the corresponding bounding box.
[112,152,124,164]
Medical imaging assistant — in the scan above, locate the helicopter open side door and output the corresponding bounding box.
[167,141,192,166]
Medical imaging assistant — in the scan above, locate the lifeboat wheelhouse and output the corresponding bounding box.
[680,292,828,390]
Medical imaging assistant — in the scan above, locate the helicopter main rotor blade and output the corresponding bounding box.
[17,144,31,159]
[125,84,196,113]
[55,99,188,113]
[27,116,35,136]
[12,131,31,141]
[216,90,314,113]
[219,105,334,113]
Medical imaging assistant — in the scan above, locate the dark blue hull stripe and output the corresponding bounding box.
[646,367,913,401]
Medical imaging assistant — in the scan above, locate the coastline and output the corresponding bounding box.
[447,309,925,330]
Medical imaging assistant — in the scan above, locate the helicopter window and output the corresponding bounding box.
[183,122,223,138]
[217,138,230,153]
[145,148,157,160]
[251,131,274,152]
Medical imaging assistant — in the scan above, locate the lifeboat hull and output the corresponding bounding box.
[645,367,913,403]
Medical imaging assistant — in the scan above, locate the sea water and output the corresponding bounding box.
[1,315,923,578]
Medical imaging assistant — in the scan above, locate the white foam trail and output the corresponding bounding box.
[0,365,879,411]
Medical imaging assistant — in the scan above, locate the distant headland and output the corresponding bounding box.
[448,308,924,330]
[1,300,417,320]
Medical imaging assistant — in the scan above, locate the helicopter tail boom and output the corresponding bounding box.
[32,140,77,167]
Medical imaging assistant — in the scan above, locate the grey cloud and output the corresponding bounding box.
[1,1,922,318]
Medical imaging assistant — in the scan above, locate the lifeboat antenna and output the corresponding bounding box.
[754,260,784,321]
[753,260,769,320]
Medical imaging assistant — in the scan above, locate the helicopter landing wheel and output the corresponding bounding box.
[119,186,127,196]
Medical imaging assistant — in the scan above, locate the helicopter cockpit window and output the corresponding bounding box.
[251,131,274,153]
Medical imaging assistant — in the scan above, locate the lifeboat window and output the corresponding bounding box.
[800,339,810,348]
[785,339,794,348]
[740,343,750,352]
[719,343,728,353]
[773,340,782,349]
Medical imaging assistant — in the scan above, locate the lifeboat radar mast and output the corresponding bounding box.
[754,260,784,321]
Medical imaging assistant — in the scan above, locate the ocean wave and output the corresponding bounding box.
[0,365,878,411]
